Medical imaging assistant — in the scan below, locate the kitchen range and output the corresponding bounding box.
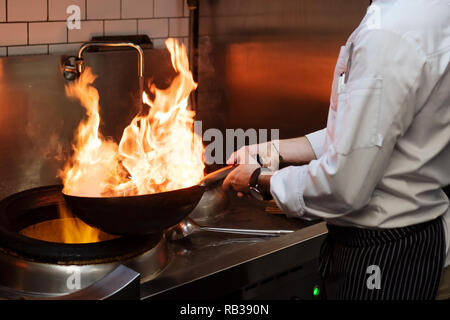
[0,35,328,301]
[0,0,370,300]
[0,182,326,299]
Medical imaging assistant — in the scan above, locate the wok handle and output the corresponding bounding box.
[199,165,235,187]
[200,226,294,237]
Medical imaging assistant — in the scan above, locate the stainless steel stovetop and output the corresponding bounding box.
[0,193,326,300]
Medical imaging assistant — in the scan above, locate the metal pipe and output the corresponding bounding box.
[186,0,198,70]
[77,42,144,78]
[186,0,199,113]
[76,42,145,114]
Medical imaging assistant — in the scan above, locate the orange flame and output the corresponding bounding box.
[61,38,204,198]
[20,203,117,243]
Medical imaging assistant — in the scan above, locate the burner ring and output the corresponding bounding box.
[0,185,162,264]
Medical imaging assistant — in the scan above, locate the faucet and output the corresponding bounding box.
[62,42,145,114]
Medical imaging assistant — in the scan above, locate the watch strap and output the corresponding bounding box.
[249,167,262,188]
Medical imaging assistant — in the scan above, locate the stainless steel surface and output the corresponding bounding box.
[0,235,168,297]
[30,265,141,300]
[78,43,145,78]
[62,42,145,114]
[140,196,327,299]
[198,165,234,187]
[189,184,228,223]
[142,196,325,298]
[168,217,294,240]
[76,43,145,113]
[200,225,293,236]
[63,42,145,79]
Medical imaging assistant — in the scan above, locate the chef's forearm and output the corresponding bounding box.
[277,136,317,166]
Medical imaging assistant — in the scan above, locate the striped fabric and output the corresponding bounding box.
[319,217,446,300]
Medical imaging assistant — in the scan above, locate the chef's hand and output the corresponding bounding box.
[222,164,260,197]
[226,141,280,169]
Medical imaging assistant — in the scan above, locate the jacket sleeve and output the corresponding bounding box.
[305,128,326,159]
[270,29,427,219]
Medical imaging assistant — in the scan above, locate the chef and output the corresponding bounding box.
[223,0,450,300]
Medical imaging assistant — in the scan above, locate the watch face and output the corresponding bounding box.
[249,187,264,201]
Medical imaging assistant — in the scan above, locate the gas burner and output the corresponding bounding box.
[0,185,169,298]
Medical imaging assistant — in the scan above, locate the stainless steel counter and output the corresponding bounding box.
[141,195,327,300]
[0,186,326,300]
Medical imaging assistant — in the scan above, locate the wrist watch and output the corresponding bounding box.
[249,167,272,201]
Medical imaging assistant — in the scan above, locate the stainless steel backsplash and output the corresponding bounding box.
[196,0,368,141]
[0,49,175,199]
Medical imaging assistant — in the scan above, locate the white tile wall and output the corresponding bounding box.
[49,42,83,54]
[122,0,153,19]
[7,44,47,55]
[0,23,27,46]
[87,0,120,20]
[0,0,5,22]
[184,1,191,17]
[0,0,189,56]
[169,18,189,37]
[8,0,47,22]
[151,38,167,49]
[154,0,183,18]
[105,19,137,36]
[29,22,67,44]
[68,20,103,43]
[138,19,168,38]
[49,0,86,21]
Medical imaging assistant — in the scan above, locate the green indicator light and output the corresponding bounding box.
[313,286,320,296]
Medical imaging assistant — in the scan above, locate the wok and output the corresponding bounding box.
[63,166,234,236]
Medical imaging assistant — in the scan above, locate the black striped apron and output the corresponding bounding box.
[318,216,446,300]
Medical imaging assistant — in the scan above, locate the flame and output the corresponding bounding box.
[61,38,204,198]
[59,202,102,243]
[20,203,117,244]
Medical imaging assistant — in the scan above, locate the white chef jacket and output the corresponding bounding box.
[270,0,450,266]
